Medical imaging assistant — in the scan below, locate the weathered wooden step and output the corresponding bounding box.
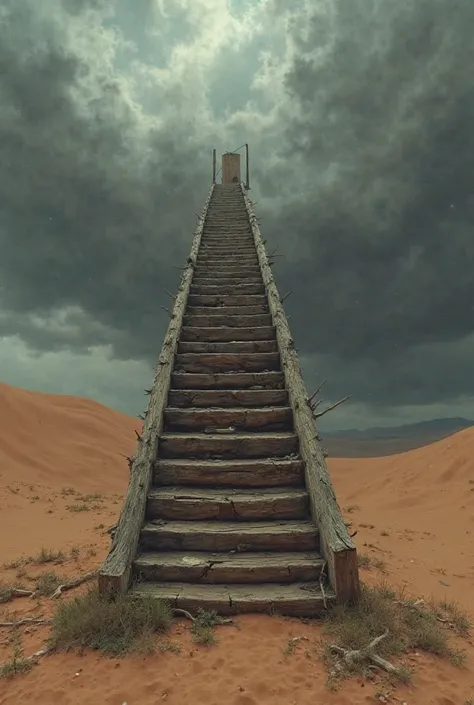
[154,458,304,488]
[140,519,317,552]
[167,388,288,408]
[199,247,256,254]
[133,550,323,584]
[195,263,260,271]
[174,352,279,373]
[197,255,258,263]
[192,276,262,286]
[187,294,267,307]
[186,306,268,316]
[193,270,261,280]
[130,581,333,616]
[190,283,265,295]
[183,314,272,329]
[146,486,308,521]
[177,340,277,354]
[159,432,298,459]
[180,326,275,342]
[170,371,283,389]
[164,406,292,432]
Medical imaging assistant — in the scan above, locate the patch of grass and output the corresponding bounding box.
[158,640,182,654]
[35,571,63,597]
[190,609,221,646]
[66,503,92,512]
[0,581,27,604]
[70,547,80,560]
[322,583,470,688]
[61,487,77,496]
[0,646,33,679]
[34,547,65,565]
[49,588,172,656]
[357,552,387,572]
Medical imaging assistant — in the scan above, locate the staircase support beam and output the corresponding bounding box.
[241,184,360,605]
[97,184,215,596]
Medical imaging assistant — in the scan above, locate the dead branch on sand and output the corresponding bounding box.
[329,630,405,678]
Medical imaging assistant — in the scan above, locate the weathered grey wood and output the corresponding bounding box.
[183,314,272,329]
[140,519,318,552]
[197,257,259,265]
[185,305,268,316]
[133,550,323,584]
[154,457,304,487]
[98,184,216,597]
[242,184,360,605]
[193,274,262,284]
[190,283,265,295]
[180,326,275,342]
[174,351,279,373]
[130,581,334,616]
[164,406,292,432]
[146,486,308,521]
[170,371,284,389]
[159,432,298,459]
[195,264,260,272]
[167,388,288,408]
[187,294,267,307]
[177,340,277,354]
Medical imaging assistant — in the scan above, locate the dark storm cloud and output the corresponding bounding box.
[0,0,212,360]
[256,0,474,405]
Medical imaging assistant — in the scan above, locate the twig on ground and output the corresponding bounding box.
[51,570,98,599]
[4,588,35,601]
[172,608,233,625]
[329,630,404,677]
[0,618,51,627]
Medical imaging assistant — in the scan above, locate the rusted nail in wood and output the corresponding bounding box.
[160,305,173,318]
[134,430,142,441]
[144,388,152,395]
[137,413,145,421]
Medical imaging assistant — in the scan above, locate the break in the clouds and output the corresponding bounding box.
[0,0,473,430]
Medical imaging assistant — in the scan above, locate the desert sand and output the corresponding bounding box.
[0,380,473,705]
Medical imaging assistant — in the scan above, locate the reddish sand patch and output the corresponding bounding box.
[0,382,473,705]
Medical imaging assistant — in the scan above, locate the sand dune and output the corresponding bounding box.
[0,383,473,705]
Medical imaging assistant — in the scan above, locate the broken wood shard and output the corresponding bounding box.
[98,180,360,613]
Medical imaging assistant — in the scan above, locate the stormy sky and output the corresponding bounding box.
[1,0,473,431]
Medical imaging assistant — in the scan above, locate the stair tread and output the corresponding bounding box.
[142,519,315,533]
[135,550,322,567]
[148,486,307,501]
[130,581,334,615]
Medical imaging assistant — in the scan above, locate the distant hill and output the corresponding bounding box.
[322,417,474,457]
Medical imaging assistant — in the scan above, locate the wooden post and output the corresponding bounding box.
[221,152,241,184]
[212,149,216,183]
[245,143,249,190]
[241,184,360,605]
[98,184,216,597]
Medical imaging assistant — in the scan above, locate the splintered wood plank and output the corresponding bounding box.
[190,283,265,295]
[197,258,259,267]
[167,388,288,408]
[140,519,318,552]
[185,305,268,316]
[187,294,267,307]
[146,486,308,521]
[98,183,216,597]
[183,314,272,330]
[171,371,284,389]
[191,278,263,287]
[180,326,276,343]
[133,550,323,584]
[163,406,292,432]
[130,582,333,616]
[177,341,278,354]
[154,458,304,488]
[159,432,298,459]
[242,185,360,605]
[174,352,280,373]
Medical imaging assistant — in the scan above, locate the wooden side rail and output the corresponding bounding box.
[98,184,216,596]
[241,185,360,604]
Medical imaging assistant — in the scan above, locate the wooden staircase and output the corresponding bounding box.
[99,182,360,616]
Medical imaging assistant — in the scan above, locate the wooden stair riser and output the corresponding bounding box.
[164,406,293,432]
[177,340,277,354]
[133,551,323,584]
[146,488,308,521]
[174,352,279,373]
[170,371,284,389]
[158,432,299,459]
[180,326,275,342]
[183,315,272,329]
[154,458,305,488]
[187,294,267,307]
[140,520,318,552]
[167,388,288,408]
[185,305,268,316]
[130,582,333,617]
[190,284,265,295]
[191,278,263,287]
